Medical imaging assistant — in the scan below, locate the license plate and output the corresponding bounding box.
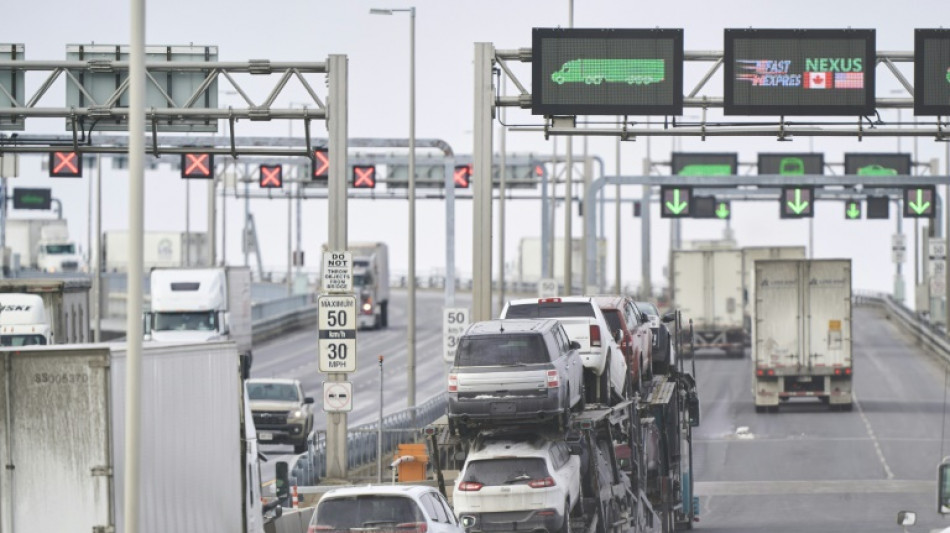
[490,402,516,415]
[797,376,812,382]
[259,432,273,441]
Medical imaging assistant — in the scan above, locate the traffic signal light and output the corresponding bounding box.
[49,151,82,177]
[904,186,936,218]
[453,165,471,188]
[259,164,283,188]
[866,196,889,219]
[844,200,862,220]
[181,153,213,179]
[312,148,329,180]
[660,186,692,218]
[352,165,376,189]
[780,187,814,218]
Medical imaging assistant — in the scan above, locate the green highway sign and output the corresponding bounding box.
[845,200,862,220]
[903,186,936,218]
[780,186,814,218]
[660,186,692,218]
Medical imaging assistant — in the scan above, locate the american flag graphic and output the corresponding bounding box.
[834,72,864,89]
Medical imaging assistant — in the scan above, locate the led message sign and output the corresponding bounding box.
[724,29,875,116]
[844,153,911,176]
[671,153,737,176]
[758,153,824,175]
[914,29,950,115]
[532,28,683,115]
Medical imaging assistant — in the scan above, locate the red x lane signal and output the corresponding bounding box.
[181,153,214,179]
[259,164,283,188]
[453,165,472,188]
[49,151,82,178]
[352,165,376,189]
[312,148,329,180]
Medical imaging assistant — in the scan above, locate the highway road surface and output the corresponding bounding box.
[693,304,949,532]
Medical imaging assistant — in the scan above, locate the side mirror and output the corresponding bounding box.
[897,511,916,526]
[613,330,622,343]
[661,312,676,324]
[569,341,581,350]
[640,312,649,324]
[304,397,315,404]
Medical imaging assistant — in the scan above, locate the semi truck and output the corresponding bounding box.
[0,278,91,344]
[5,218,86,273]
[671,248,745,357]
[103,230,210,272]
[741,246,807,334]
[550,59,665,85]
[323,242,389,329]
[144,267,253,377]
[0,342,265,533]
[752,259,853,412]
[427,311,700,533]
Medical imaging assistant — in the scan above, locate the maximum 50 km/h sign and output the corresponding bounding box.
[318,295,357,372]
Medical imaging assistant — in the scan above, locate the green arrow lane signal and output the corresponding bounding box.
[660,186,691,218]
[904,186,936,218]
[780,186,814,219]
[666,189,688,214]
[846,201,861,219]
[715,202,730,219]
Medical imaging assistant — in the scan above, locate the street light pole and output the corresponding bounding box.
[370,6,417,408]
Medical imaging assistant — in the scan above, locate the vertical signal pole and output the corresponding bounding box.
[326,54,349,480]
[473,43,494,322]
[124,0,146,530]
[564,0,574,295]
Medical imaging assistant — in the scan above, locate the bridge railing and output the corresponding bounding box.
[853,290,950,364]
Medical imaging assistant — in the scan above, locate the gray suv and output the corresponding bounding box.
[447,319,584,435]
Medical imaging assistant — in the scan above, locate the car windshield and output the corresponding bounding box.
[45,243,75,254]
[455,334,549,366]
[246,382,300,402]
[152,311,217,331]
[0,334,47,347]
[505,302,595,319]
[463,457,549,486]
[636,302,659,318]
[311,495,423,529]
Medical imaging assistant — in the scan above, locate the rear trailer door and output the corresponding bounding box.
[710,250,744,331]
[805,260,852,372]
[754,261,804,371]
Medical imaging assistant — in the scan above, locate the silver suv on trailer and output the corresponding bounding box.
[448,319,584,434]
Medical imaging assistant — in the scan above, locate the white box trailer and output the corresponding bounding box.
[0,342,264,533]
[752,259,852,412]
[0,278,91,344]
[103,230,209,272]
[741,246,807,332]
[672,249,744,357]
[517,237,607,288]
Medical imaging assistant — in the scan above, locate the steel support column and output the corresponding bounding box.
[472,43,494,322]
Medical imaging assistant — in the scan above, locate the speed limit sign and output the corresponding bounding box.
[443,307,470,364]
[318,295,357,372]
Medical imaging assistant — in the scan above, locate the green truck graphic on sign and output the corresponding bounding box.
[551,59,665,85]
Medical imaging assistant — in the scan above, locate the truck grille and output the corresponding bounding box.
[253,411,287,426]
[61,261,79,271]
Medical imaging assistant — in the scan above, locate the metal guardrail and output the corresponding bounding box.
[853,290,950,364]
[290,392,448,485]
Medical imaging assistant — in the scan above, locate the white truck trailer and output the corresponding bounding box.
[103,230,209,272]
[0,278,91,344]
[752,259,853,412]
[741,246,807,334]
[671,249,745,357]
[0,342,265,533]
[145,267,253,377]
[517,237,607,289]
[5,218,86,272]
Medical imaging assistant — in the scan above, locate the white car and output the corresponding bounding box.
[453,436,581,533]
[308,485,463,533]
[501,297,628,405]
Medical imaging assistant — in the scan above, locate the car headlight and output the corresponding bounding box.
[291,409,304,419]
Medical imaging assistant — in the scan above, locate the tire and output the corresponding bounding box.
[381,302,388,328]
[841,402,854,412]
[755,405,766,413]
[574,382,587,412]
[554,75,565,85]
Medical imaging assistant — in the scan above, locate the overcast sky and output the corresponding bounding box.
[5,0,950,307]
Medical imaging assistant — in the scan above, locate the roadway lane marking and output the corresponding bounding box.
[854,391,895,480]
[695,479,930,496]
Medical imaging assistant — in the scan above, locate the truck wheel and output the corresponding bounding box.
[755,405,766,413]
[381,302,388,328]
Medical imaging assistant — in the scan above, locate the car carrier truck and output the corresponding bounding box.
[426,311,700,533]
[752,259,853,412]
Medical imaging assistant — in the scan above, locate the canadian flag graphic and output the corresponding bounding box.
[804,72,830,89]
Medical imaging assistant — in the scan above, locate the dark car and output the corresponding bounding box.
[447,319,584,434]
[594,296,654,392]
[636,301,673,375]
